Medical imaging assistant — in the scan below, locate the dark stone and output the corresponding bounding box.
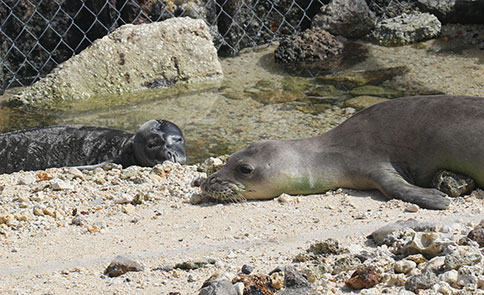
[405,270,438,293]
[175,260,209,270]
[104,255,144,277]
[282,265,310,288]
[274,28,344,64]
[307,238,348,256]
[312,0,376,39]
[416,0,484,24]
[345,266,381,290]
[432,170,476,198]
[468,225,484,247]
[242,264,254,274]
[199,280,237,295]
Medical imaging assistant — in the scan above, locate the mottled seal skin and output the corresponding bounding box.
[202,95,484,210]
[0,119,185,174]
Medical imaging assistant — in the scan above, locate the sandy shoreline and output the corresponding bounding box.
[1,161,484,294]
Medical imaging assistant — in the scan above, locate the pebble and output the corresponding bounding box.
[241,264,253,274]
[104,255,144,277]
[122,204,135,214]
[404,204,419,212]
[18,174,36,185]
[394,260,416,274]
[51,179,73,190]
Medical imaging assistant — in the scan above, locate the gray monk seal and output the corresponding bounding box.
[201,95,484,210]
[0,119,185,174]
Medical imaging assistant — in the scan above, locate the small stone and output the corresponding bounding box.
[175,260,208,270]
[51,179,73,190]
[439,270,458,286]
[0,214,14,224]
[68,167,84,179]
[33,206,45,216]
[269,271,284,290]
[104,255,144,277]
[346,267,381,290]
[405,254,427,264]
[276,193,294,203]
[114,193,134,204]
[122,204,135,214]
[383,273,406,287]
[405,270,438,293]
[467,225,484,247]
[233,282,244,295]
[199,280,237,295]
[37,171,53,181]
[42,208,56,218]
[394,260,416,274]
[404,204,419,212]
[71,215,87,226]
[18,174,36,185]
[241,264,253,274]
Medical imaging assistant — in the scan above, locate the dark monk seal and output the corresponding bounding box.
[0,119,185,174]
[201,95,484,210]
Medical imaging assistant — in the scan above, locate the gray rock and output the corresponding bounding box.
[456,265,481,289]
[371,219,437,246]
[199,280,237,295]
[444,246,482,270]
[274,28,344,64]
[432,170,476,197]
[369,12,441,46]
[242,264,253,274]
[405,270,438,293]
[10,17,223,107]
[307,238,348,256]
[417,0,484,24]
[312,0,376,39]
[104,255,144,277]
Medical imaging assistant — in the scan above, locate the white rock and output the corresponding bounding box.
[439,270,458,286]
[50,179,74,190]
[394,260,416,274]
[114,193,134,204]
[18,174,36,185]
[234,282,244,295]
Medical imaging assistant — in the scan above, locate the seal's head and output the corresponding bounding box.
[201,140,300,201]
[133,119,186,165]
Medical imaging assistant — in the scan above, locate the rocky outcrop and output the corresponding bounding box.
[417,0,484,24]
[312,0,376,39]
[0,0,218,93]
[368,12,441,46]
[10,17,223,106]
[274,28,344,64]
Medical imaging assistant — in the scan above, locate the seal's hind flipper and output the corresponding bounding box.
[370,167,450,210]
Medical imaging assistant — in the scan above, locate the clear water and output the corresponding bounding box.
[1,40,480,164]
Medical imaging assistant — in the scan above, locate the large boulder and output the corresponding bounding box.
[368,12,441,46]
[10,17,223,106]
[312,0,376,39]
[0,0,218,94]
[417,0,484,24]
[274,28,344,64]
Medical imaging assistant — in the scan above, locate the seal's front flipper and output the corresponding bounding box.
[371,168,450,210]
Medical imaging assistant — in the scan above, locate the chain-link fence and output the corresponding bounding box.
[1,0,331,94]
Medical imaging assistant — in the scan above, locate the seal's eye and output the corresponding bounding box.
[147,141,159,149]
[237,164,254,175]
